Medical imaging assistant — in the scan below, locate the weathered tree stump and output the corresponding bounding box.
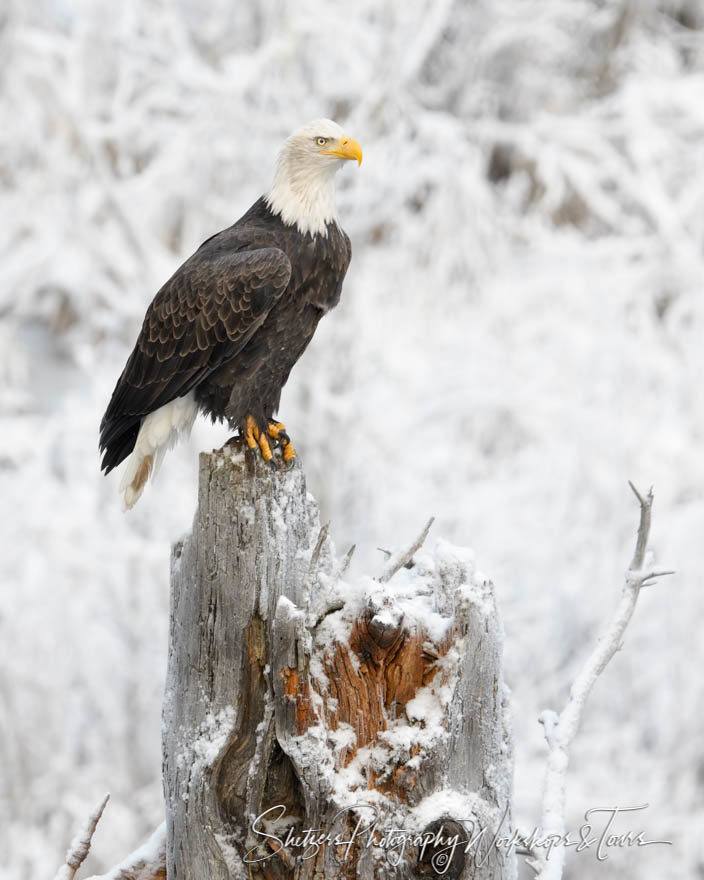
[162,441,515,879]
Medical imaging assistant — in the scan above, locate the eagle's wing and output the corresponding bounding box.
[100,246,291,472]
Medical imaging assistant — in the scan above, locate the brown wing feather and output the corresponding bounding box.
[100,246,291,472]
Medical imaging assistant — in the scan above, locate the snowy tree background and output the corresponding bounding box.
[1,0,702,877]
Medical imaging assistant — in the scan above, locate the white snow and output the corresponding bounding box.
[187,706,237,767]
[2,2,702,878]
[409,791,481,833]
[271,541,481,836]
[96,822,166,880]
[328,723,356,754]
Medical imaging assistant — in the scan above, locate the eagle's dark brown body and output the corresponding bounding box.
[99,197,351,473]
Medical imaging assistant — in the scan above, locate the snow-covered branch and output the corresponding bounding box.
[83,824,166,880]
[378,516,434,582]
[530,484,674,879]
[53,794,110,880]
[53,795,165,880]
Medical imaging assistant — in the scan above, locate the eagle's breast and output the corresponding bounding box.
[192,204,351,428]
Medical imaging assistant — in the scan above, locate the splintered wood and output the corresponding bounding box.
[281,608,454,786]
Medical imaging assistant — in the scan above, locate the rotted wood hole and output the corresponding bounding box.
[246,603,460,877]
[414,818,467,880]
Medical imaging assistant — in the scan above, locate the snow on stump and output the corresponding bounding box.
[163,440,515,879]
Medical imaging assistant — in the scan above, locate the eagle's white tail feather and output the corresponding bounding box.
[119,392,198,510]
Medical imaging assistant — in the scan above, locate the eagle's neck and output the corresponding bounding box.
[266,158,338,238]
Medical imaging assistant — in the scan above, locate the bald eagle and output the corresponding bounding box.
[99,119,362,508]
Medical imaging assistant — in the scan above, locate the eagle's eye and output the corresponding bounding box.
[316,137,328,147]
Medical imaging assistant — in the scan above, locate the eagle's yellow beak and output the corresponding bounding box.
[320,136,363,165]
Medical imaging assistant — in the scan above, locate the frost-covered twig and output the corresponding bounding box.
[627,480,651,569]
[54,796,165,880]
[304,523,329,586]
[378,516,434,583]
[308,543,357,627]
[335,543,356,579]
[84,823,166,880]
[301,522,329,611]
[531,484,674,880]
[53,794,110,880]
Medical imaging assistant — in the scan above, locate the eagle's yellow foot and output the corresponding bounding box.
[266,420,286,440]
[267,420,296,466]
[244,414,274,464]
[244,415,296,467]
[244,414,259,451]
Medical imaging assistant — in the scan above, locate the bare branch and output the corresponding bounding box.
[304,523,329,588]
[378,517,434,583]
[533,484,671,880]
[639,569,676,587]
[335,543,356,579]
[628,480,653,571]
[54,796,165,880]
[53,794,110,880]
[627,479,645,505]
[301,523,330,612]
[307,544,357,629]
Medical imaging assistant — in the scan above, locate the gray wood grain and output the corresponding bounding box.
[162,442,515,879]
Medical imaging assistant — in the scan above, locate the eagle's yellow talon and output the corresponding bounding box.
[244,414,260,450]
[282,439,296,463]
[258,431,273,462]
[267,420,287,440]
[268,419,296,463]
[244,415,295,464]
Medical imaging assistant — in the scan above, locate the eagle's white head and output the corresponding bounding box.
[266,118,363,237]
